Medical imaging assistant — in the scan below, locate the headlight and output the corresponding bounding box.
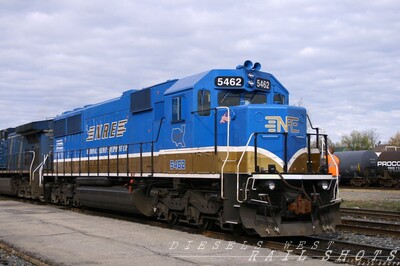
[320,181,329,190]
[247,73,255,79]
[247,80,254,87]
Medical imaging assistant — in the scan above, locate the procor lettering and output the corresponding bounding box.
[377,161,400,167]
[86,119,128,142]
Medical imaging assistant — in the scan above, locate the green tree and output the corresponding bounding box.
[388,132,400,147]
[340,129,379,151]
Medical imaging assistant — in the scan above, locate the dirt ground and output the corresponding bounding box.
[339,188,400,211]
[339,188,400,202]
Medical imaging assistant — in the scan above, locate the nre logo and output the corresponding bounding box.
[86,119,128,142]
[265,116,299,133]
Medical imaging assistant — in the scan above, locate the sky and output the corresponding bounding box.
[0,0,399,143]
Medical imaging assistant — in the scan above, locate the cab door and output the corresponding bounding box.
[192,89,217,173]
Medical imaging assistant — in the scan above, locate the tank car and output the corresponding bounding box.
[376,151,400,187]
[335,150,378,187]
[0,60,341,237]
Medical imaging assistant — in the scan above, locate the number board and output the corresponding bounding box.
[170,159,186,170]
[256,78,271,90]
[215,76,244,87]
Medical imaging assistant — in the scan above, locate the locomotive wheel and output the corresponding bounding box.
[199,219,214,230]
[62,197,71,206]
[167,213,180,225]
[241,225,257,236]
[51,193,59,204]
[381,179,394,187]
[350,178,365,187]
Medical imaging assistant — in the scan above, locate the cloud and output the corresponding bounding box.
[0,0,399,143]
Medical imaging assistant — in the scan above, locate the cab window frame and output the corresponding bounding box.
[273,93,286,105]
[197,89,211,116]
[218,91,267,106]
[172,96,184,123]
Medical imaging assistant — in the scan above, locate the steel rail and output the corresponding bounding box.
[341,207,400,220]
[338,222,400,238]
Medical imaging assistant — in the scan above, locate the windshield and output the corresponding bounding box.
[218,91,266,106]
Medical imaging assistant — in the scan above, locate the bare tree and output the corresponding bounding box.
[388,131,400,147]
[364,129,380,147]
[340,129,379,151]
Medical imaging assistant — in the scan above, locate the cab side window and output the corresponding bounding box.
[197,90,211,116]
[273,93,285,104]
[244,92,267,104]
[218,91,240,106]
[172,96,183,122]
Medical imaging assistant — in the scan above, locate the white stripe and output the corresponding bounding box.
[43,172,221,179]
[44,172,334,180]
[252,174,334,180]
[287,147,307,170]
[53,145,308,170]
[54,151,157,162]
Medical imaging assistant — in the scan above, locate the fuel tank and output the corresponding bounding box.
[335,150,378,178]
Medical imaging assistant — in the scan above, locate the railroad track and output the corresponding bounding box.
[1,196,399,265]
[196,232,400,264]
[339,207,400,238]
[340,207,400,220]
[339,218,400,238]
[0,241,49,266]
[70,205,400,264]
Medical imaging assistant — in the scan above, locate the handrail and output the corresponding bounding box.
[236,133,255,203]
[320,137,340,200]
[47,117,166,178]
[306,113,320,149]
[216,106,231,200]
[192,107,231,198]
[32,153,50,187]
[51,141,160,177]
[237,131,327,203]
[254,132,287,173]
[29,151,35,185]
[236,132,287,203]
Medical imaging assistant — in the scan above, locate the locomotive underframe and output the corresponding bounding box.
[0,169,341,237]
[0,144,342,238]
[1,129,342,237]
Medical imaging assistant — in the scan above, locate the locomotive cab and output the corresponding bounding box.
[160,61,341,236]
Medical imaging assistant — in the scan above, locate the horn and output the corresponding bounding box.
[244,60,253,70]
[252,62,261,71]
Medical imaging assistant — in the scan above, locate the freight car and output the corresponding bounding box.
[376,151,400,187]
[0,60,341,237]
[335,150,378,187]
[336,150,400,187]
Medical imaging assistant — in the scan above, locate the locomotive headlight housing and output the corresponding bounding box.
[320,181,329,190]
[247,80,254,87]
[267,181,276,190]
[247,73,255,79]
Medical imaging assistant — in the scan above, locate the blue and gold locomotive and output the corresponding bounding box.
[0,60,341,237]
